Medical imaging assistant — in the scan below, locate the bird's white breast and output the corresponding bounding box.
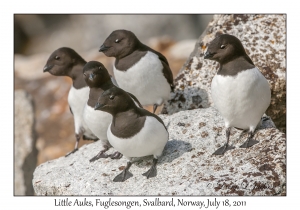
[211,67,271,130]
[83,104,112,146]
[68,86,92,134]
[113,51,171,106]
[107,116,168,159]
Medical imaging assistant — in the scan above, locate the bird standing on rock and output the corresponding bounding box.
[94,86,169,182]
[43,47,98,156]
[82,61,142,162]
[204,34,271,155]
[99,29,174,114]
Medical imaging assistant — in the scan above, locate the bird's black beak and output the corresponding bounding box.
[43,65,53,72]
[99,44,110,52]
[94,102,105,110]
[204,51,214,59]
[89,73,94,81]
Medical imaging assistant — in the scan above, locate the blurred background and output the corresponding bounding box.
[14,14,213,195]
[15,15,213,55]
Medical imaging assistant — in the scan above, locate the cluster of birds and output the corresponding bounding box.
[43,30,271,182]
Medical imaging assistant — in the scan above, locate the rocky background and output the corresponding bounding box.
[14,14,212,195]
[14,90,38,195]
[162,14,286,134]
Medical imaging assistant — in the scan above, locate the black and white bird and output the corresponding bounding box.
[204,34,271,155]
[99,29,174,114]
[43,47,98,156]
[94,86,169,182]
[82,61,142,162]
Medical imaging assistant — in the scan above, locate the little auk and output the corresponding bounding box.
[82,61,142,162]
[43,47,98,156]
[204,34,271,155]
[99,29,174,114]
[94,86,169,182]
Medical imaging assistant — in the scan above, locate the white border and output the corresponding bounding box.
[5,1,295,209]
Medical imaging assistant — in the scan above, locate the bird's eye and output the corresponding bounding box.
[55,56,60,60]
[98,66,102,70]
[115,39,120,43]
[109,95,115,100]
[220,45,225,49]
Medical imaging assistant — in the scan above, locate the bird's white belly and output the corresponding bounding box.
[83,104,112,145]
[211,67,271,129]
[107,116,168,158]
[113,51,171,106]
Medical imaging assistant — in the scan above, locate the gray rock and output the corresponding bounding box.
[32,107,285,195]
[162,14,286,133]
[15,90,38,195]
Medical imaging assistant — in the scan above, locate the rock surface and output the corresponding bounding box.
[32,107,286,196]
[15,90,38,195]
[162,14,286,133]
